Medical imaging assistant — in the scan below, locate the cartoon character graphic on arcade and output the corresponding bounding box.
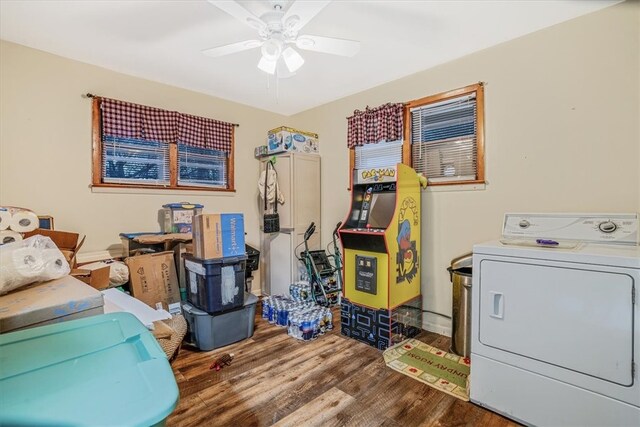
[397,218,418,283]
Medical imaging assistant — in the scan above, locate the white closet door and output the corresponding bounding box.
[273,156,293,229]
[293,155,321,230]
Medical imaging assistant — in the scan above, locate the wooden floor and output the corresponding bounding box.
[167,308,519,427]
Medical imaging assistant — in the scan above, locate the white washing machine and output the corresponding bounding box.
[471,213,640,427]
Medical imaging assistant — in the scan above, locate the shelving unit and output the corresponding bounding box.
[259,152,321,296]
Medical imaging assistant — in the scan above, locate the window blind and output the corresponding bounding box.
[411,93,477,183]
[355,140,403,169]
[178,144,227,188]
[102,136,170,185]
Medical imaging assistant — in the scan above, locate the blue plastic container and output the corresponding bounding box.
[0,312,179,426]
[184,254,247,314]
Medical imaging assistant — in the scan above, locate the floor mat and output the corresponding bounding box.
[383,338,470,401]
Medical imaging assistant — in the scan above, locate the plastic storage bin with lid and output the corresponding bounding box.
[161,202,204,233]
[183,293,258,351]
[0,312,179,427]
[184,254,247,314]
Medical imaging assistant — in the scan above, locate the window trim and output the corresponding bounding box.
[91,98,236,192]
[403,82,485,186]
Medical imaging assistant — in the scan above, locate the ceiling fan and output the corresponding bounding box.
[203,0,360,77]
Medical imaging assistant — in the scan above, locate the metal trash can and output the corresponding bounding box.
[448,253,473,357]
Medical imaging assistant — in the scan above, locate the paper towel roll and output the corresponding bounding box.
[10,211,39,233]
[0,247,44,294]
[0,230,23,245]
[0,210,10,231]
[41,248,70,279]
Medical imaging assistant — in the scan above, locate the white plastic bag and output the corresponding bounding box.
[0,235,70,295]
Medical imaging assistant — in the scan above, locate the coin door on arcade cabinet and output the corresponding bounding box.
[339,163,423,350]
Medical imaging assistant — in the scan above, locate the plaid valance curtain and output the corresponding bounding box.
[178,113,234,152]
[101,98,234,152]
[346,102,404,148]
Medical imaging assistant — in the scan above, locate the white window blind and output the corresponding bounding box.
[355,140,403,169]
[411,93,477,183]
[102,136,170,185]
[178,144,227,188]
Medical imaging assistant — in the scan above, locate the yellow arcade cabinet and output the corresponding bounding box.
[339,163,422,350]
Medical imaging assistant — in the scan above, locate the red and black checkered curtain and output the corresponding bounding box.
[101,98,233,152]
[347,103,404,148]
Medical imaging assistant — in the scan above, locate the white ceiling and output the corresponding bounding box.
[0,0,620,115]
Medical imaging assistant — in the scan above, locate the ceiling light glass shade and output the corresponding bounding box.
[282,47,305,73]
[257,56,277,74]
[261,38,283,61]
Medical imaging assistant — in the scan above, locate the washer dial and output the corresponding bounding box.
[598,221,617,233]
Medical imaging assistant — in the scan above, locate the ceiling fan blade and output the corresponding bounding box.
[296,35,360,57]
[207,0,267,31]
[202,40,263,58]
[282,0,331,34]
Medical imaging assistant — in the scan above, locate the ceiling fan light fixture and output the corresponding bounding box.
[282,46,304,73]
[261,38,283,61]
[257,56,277,74]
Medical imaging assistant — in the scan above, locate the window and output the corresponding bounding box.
[406,83,485,185]
[354,140,403,169]
[102,136,170,185]
[178,144,227,188]
[92,97,236,191]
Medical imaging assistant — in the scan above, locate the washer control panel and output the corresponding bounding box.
[503,213,639,245]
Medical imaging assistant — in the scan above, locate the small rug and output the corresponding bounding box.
[383,338,470,401]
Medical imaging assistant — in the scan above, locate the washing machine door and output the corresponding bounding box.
[476,256,637,403]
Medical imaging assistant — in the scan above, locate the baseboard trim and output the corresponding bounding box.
[423,320,452,337]
[422,310,452,337]
[77,249,124,264]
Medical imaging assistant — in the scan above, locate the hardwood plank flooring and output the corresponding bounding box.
[167,308,519,427]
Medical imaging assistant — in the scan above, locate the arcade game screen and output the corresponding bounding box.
[349,184,397,229]
[367,192,396,228]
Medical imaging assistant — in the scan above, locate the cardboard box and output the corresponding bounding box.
[125,251,181,314]
[254,145,268,158]
[267,126,319,154]
[192,214,245,259]
[0,275,104,333]
[71,265,111,290]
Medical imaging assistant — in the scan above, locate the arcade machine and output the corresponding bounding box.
[339,163,422,350]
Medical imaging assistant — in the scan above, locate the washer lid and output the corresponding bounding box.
[474,240,640,268]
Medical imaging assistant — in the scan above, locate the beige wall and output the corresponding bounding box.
[1,2,638,333]
[0,40,288,285]
[290,2,640,333]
